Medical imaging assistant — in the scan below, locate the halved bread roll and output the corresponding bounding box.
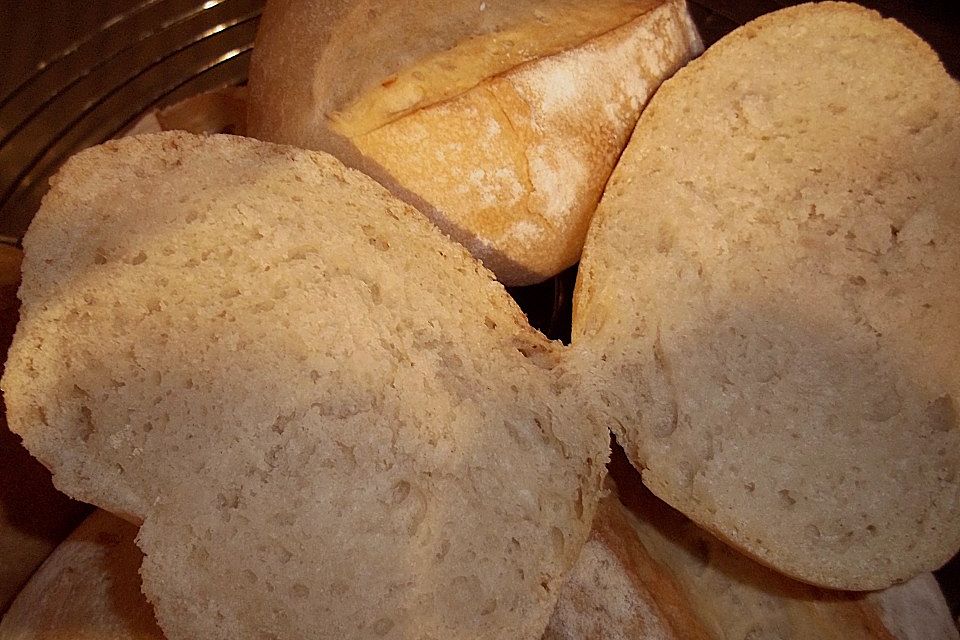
[572,1,960,590]
[248,0,702,284]
[1,132,609,640]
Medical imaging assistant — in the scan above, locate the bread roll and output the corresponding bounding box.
[1,132,609,640]
[571,2,960,590]
[0,510,161,640]
[4,497,957,640]
[545,474,959,640]
[248,0,702,285]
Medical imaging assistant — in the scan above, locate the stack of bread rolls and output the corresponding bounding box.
[1,2,958,639]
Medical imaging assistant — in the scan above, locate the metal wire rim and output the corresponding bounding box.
[0,0,263,241]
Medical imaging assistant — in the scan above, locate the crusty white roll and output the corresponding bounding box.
[247,0,702,285]
[0,510,161,640]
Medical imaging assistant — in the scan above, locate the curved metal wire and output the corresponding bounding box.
[0,0,244,148]
[0,0,166,110]
[0,12,259,202]
[0,1,262,239]
[108,46,252,141]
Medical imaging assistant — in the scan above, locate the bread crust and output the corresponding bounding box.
[546,476,959,640]
[0,510,161,640]
[248,0,702,284]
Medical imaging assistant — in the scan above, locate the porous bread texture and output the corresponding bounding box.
[248,0,702,285]
[1,132,610,640]
[571,2,960,590]
[545,479,959,640]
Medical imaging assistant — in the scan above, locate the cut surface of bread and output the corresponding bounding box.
[1,132,609,640]
[572,2,960,589]
[545,461,960,640]
[248,0,702,284]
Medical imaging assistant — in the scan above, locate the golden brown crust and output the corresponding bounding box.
[248,0,702,284]
[544,491,713,640]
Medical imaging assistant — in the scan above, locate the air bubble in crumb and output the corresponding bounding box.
[549,527,564,555]
[390,480,411,505]
[926,395,957,433]
[372,618,394,636]
[778,489,797,507]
